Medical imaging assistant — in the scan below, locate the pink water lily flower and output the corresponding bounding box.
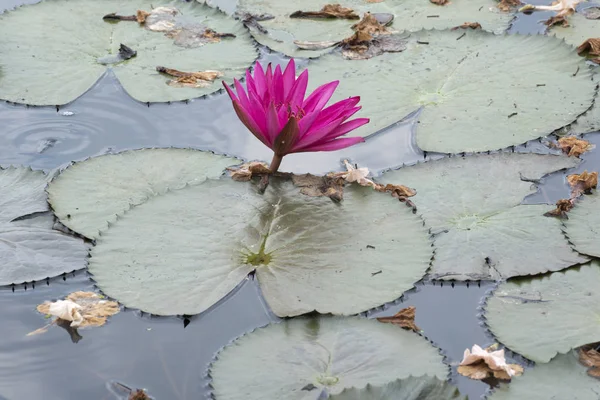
[223,59,369,172]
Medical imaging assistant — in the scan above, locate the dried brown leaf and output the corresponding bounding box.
[457,363,493,380]
[544,198,574,219]
[579,343,600,379]
[136,10,151,24]
[557,136,594,157]
[351,12,391,35]
[497,0,523,12]
[451,22,482,30]
[228,162,271,181]
[290,4,359,19]
[129,389,151,400]
[377,306,421,332]
[567,170,598,197]
[430,0,449,5]
[156,66,223,88]
[374,183,417,199]
[340,13,403,59]
[544,14,570,26]
[458,344,523,381]
[292,174,345,202]
[577,38,600,57]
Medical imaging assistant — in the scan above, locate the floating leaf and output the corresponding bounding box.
[485,262,600,363]
[568,170,598,197]
[47,149,238,240]
[579,343,600,379]
[235,0,511,58]
[0,0,258,105]
[329,376,466,400]
[488,351,600,399]
[209,316,448,399]
[458,344,523,380]
[306,30,594,151]
[88,177,432,316]
[0,167,88,285]
[564,192,600,257]
[556,136,594,157]
[380,153,586,280]
[377,306,421,332]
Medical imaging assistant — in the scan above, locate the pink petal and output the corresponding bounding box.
[253,62,268,102]
[298,110,320,138]
[233,78,251,110]
[303,81,339,113]
[282,58,296,98]
[318,118,370,141]
[222,81,239,102]
[245,69,256,94]
[265,63,274,99]
[292,116,346,151]
[308,97,361,132]
[297,137,365,153]
[232,100,270,148]
[286,69,308,111]
[266,102,282,145]
[273,65,284,105]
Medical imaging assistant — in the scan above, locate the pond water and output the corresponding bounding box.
[0,0,599,399]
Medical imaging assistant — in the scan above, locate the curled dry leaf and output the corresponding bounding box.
[430,0,450,5]
[136,10,151,24]
[544,15,570,27]
[577,38,600,60]
[227,161,272,181]
[292,174,346,202]
[129,389,152,400]
[544,198,574,219]
[579,343,600,379]
[340,13,404,60]
[557,136,594,157]
[290,4,360,20]
[351,12,391,35]
[377,306,421,333]
[458,344,523,381]
[156,66,223,88]
[568,170,598,197]
[451,22,482,30]
[294,40,340,50]
[497,0,523,12]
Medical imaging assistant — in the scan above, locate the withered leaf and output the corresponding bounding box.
[341,13,402,59]
[136,10,151,24]
[290,4,360,20]
[451,22,482,30]
[374,183,417,199]
[567,170,598,197]
[377,306,421,332]
[294,40,340,50]
[557,136,594,157]
[497,0,523,12]
[577,38,600,57]
[156,66,223,88]
[544,198,574,219]
[129,389,151,400]
[545,15,570,27]
[292,174,345,202]
[351,12,391,35]
[457,362,524,381]
[458,344,523,381]
[430,0,450,5]
[228,162,271,181]
[579,343,600,379]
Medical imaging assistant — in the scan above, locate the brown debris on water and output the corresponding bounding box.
[292,174,346,202]
[136,10,151,24]
[545,171,598,218]
[451,22,482,30]
[497,0,523,12]
[430,0,450,5]
[228,162,273,182]
[577,38,600,63]
[556,136,594,157]
[156,66,223,88]
[544,14,570,27]
[458,344,524,381]
[340,13,406,59]
[351,13,391,35]
[377,306,421,332]
[579,343,600,379]
[544,198,574,219]
[290,4,360,20]
[129,389,151,400]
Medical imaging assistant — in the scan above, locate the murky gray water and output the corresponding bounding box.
[0,0,598,398]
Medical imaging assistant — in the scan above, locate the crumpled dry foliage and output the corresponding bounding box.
[290,4,360,20]
[579,343,600,379]
[292,174,346,202]
[497,0,523,12]
[28,291,119,336]
[129,389,152,400]
[545,171,597,218]
[228,161,272,181]
[351,13,391,35]
[556,136,594,157]
[156,66,223,88]
[340,13,405,60]
[544,198,574,218]
[577,38,600,60]
[136,10,150,24]
[430,0,449,5]
[377,306,421,332]
[544,14,570,27]
[451,22,482,30]
[458,344,523,381]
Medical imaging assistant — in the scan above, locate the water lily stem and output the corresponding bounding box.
[269,154,283,173]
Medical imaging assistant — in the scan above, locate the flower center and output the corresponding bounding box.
[275,102,305,119]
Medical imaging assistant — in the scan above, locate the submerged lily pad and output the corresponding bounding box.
[380,153,586,280]
[234,0,510,58]
[485,262,600,363]
[209,316,448,400]
[88,177,432,316]
[306,30,594,151]
[0,167,88,286]
[0,0,258,105]
[489,351,600,400]
[329,376,465,400]
[564,192,600,257]
[47,148,238,240]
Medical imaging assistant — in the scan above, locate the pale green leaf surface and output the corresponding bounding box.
[210,316,448,400]
[47,148,238,240]
[0,166,48,222]
[564,192,600,257]
[551,12,599,48]
[380,153,586,280]
[0,0,258,105]
[488,351,600,400]
[306,30,595,151]
[88,178,432,316]
[485,262,600,363]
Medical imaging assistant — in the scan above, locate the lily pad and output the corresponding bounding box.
[380,153,587,280]
[88,177,433,316]
[564,192,600,257]
[47,148,238,240]
[234,0,511,58]
[329,376,466,400]
[306,30,594,152]
[485,262,600,363]
[488,351,600,400]
[0,0,258,105]
[0,167,88,286]
[551,11,600,48]
[209,316,448,400]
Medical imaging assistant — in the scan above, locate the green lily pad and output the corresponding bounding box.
[0,0,258,105]
[306,30,594,151]
[488,351,600,400]
[88,177,432,316]
[485,262,600,363]
[235,0,511,58]
[380,153,587,280]
[329,375,465,400]
[0,167,88,285]
[209,316,448,400]
[47,148,238,240]
[565,192,600,257]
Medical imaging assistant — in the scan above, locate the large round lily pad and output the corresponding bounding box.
[47,148,238,240]
[88,177,433,316]
[306,29,595,152]
[0,167,88,285]
[380,153,586,280]
[485,262,600,363]
[209,316,448,400]
[329,376,466,400]
[0,0,258,105]
[565,192,600,258]
[488,351,600,400]
[551,11,600,48]
[235,0,511,58]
